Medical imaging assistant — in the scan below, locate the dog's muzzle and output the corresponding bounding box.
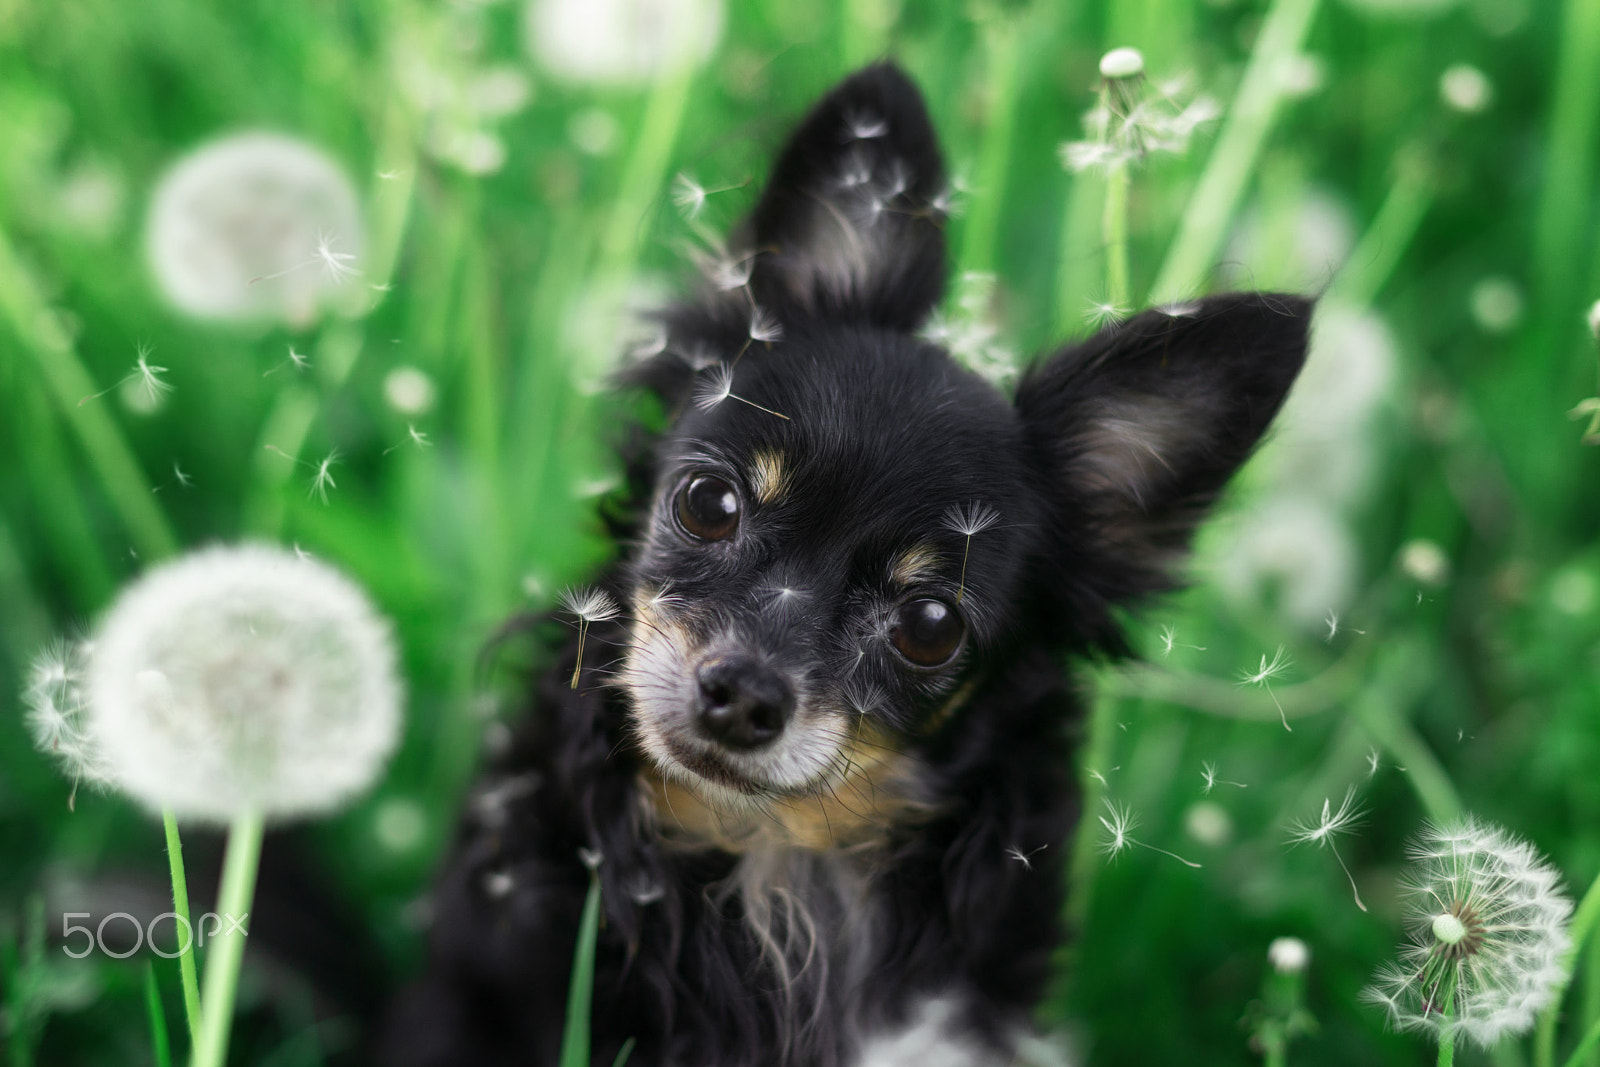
[694,653,794,751]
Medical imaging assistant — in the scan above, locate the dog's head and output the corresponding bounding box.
[616,64,1311,814]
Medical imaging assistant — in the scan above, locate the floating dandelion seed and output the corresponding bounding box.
[254,229,360,286]
[1363,818,1571,1051]
[560,586,621,688]
[1239,645,1294,731]
[1366,747,1382,779]
[1099,799,1202,868]
[748,306,783,344]
[264,345,311,377]
[81,343,173,407]
[1158,624,1206,657]
[1005,844,1048,871]
[693,363,790,420]
[672,173,709,218]
[1200,761,1247,794]
[1085,299,1128,329]
[941,502,1000,604]
[311,450,340,503]
[645,583,683,613]
[383,425,432,454]
[1288,787,1368,911]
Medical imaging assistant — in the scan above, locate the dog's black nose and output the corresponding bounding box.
[694,655,793,750]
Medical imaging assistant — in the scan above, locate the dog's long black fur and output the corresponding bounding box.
[384,63,1312,1067]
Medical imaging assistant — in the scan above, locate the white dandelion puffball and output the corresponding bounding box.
[523,0,724,86]
[1364,818,1572,1049]
[146,132,365,325]
[86,544,401,823]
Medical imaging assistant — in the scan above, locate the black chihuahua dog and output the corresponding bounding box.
[384,63,1311,1066]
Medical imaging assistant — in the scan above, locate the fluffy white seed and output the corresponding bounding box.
[523,0,724,86]
[86,544,401,823]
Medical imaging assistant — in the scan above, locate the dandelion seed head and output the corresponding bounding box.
[1099,47,1145,80]
[559,586,622,625]
[1288,787,1365,848]
[1440,63,1493,113]
[146,132,364,325]
[1269,937,1311,974]
[1363,817,1572,1049]
[941,501,1001,538]
[84,544,401,822]
[748,306,783,344]
[1098,800,1137,859]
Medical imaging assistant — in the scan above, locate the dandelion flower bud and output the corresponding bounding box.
[1268,937,1310,975]
[1099,47,1145,80]
[146,133,364,326]
[1364,817,1572,1049]
[86,544,401,823]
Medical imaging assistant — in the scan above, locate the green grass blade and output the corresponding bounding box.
[144,962,174,1067]
[162,810,203,1047]
[558,871,603,1067]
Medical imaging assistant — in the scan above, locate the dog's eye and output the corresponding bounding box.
[890,599,965,668]
[675,474,741,541]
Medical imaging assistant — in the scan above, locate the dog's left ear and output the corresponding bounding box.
[742,62,948,331]
[1014,293,1312,641]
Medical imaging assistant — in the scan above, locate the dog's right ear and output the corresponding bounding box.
[741,62,949,332]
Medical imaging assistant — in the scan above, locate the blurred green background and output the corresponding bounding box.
[2,0,1598,1063]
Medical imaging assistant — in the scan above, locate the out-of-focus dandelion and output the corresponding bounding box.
[1439,64,1493,114]
[384,425,432,454]
[1288,787,1368,911]
[1085,299,1127,329]
[1157,624,1206,657]
[1270,937,1311,975]
[1239,645,1294,731]
[1200,761,1247,794]
[1468,277,1523,334]
[941,502,1000,604]
[81,544,401,822]
[523,0,724,86]
[1363,818,1572,1054]
[560,586,621,688]
[1060,51,1219,176]
[693,363,789,421]
[1400,539,1451,587]
[921,272,1018,388]
[22,640,117,808]
[146,133,364,326]
[1099,799,1202,868]
[384,366,437,417]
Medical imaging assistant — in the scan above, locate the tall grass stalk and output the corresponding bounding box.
[558,869,603,1067]
[1103,164,1131,311]
[143,962,174,1067]
[1531,0,1600,316]
[1148,0,1322,302]
[190,811,264,1067]
[1331,149,1434,309]
[0,229,179,560]
[959,13,1024,277]
[162,811,203,1045]
[1536,869,1600,1067]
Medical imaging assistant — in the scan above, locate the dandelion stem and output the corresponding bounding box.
[1331,842,1367,912]
[1537,868,1600,1067]
[1331,148,1433,309]
[162,810,203,1045]
[191,810,264,1067]
[1054,169,1104,337]
[571,621,588,689]
[1148,0,1322,302]
[956,535,972,604]
[1068,686,1122,929]
[1531,0,1600,321]
[1559,1015,1600,1067]
[1103,163,1130,310]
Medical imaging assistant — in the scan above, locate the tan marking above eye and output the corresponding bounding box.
[890,543,942,586]
[749,449,789,505]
